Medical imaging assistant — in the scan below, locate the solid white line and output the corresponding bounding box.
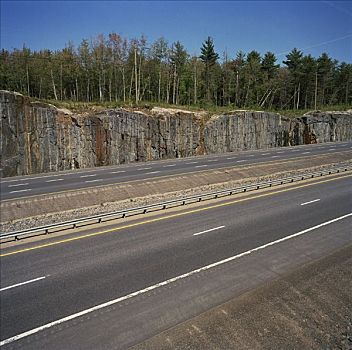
[1,213,351,346]
[163,164,176,167]
[8,183,29,188]
[9,189,31,194]
[84,179,102,183]
[146,171,161,174]
[301,199,321,206]
[193,225,225,236]
[110,171,126,174]
[195,165,208,168]
[0,276,46,292]
[45,178,64,183]
[80,174,96,178]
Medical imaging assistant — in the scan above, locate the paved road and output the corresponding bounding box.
[0,173,351,349]
[1,141,351,201]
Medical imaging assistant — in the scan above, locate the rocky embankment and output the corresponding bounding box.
[1,90,351,177]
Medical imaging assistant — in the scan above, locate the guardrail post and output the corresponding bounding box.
[45,229,49,235]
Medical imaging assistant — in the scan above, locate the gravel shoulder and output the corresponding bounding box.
[130,245,352,350]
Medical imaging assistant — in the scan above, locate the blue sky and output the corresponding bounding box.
[1,1,351,64]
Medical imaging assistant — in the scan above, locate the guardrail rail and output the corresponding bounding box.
[1,165,351,243]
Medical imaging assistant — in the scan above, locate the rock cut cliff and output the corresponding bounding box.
[1,90,351,177]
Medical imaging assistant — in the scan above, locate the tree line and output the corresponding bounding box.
[0,33,351,110]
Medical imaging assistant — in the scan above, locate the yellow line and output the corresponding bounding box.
[2,151,350,203]
[1,173,351,257]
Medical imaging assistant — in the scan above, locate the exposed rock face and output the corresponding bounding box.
[1,90,351,177]
[204,111,352,153]
[0,91,202,177]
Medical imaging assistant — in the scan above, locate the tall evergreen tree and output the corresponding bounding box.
[200,36,219,102]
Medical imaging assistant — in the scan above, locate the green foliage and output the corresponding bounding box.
[0,34,351,111]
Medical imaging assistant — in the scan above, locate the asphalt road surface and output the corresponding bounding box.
[0,173,351,349]
[1,141,351,201]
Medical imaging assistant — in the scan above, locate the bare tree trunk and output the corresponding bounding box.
[244,80,250,107]
[99,76,103,102]
[176,76,180,104]
[138,53,142,102]
[158,63,162,103]
[172,65,177,104]
[166,70,171,104]
[260,89,272,107]
[122,66,126,103]
[26,64,30,96]
[296,83,300,109]
[235,70,239,106]
[109,76,112,102]
[60,63,63,100]
[129,68,133,101]
[134,48,138,104]
[87,76,90,102]
[194,63,197,105]
[51,69,58,100]
[293,85,296,109]
[314,71,318,110]
[39,77,42,99]
[76,78,79,101]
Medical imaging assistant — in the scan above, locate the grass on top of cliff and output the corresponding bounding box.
[34,98,351,117]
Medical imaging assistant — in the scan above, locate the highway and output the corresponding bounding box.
[1,141,351,201]
[0,172,351,349]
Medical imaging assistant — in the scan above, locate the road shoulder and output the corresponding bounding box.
[130,245,352,350]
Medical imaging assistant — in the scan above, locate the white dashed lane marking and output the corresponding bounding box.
[8,183,29,188]
[80,174,97,178]
[45,179,64,183]
[9,189,31,194]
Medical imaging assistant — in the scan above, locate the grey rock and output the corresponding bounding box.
[1,90,351,177]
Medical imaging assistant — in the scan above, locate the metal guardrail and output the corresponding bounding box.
[1,165,351,243]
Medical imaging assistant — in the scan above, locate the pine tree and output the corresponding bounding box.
[200,36,219,102]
